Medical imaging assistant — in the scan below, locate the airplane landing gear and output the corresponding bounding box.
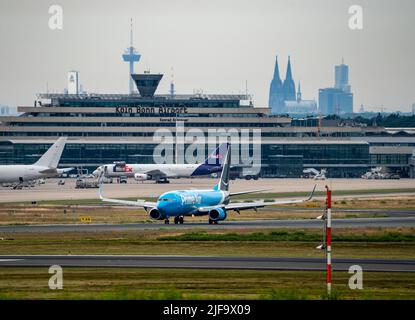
[164,219,170,224]
[156,178,170,184]
[208,219,218,225]
[174,216,184,224]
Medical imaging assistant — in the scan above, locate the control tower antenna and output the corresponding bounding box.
[245,80,248,98]
[122,18,141,94]
[170,67,175,96]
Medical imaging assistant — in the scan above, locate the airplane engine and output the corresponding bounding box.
[134,173,149,181]
[208,208,227,221]
[149,208,165,220]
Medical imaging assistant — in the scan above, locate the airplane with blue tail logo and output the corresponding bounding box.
[93,143,228,183]
[98,144,316,224]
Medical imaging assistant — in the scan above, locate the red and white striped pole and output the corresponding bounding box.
[325,185,332,296]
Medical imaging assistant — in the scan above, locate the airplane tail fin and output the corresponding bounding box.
[204,142,229,166]
[34,137,67,168]
[217,143,231,192]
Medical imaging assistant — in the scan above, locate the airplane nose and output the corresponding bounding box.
[157,198,177,215]
[157,201,168,214]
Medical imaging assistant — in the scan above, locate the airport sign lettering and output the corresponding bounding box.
[115,106,188,115]
[80,216,92,223]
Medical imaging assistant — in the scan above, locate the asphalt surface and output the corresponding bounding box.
[264,208,415,217]
[0,255,414,272]
[1,177,415,203]
[0,217,414,233]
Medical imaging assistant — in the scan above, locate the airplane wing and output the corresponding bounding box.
[229,189,271,197]
[38,168,58,174]
[98,177,157,209]
[199,185,316,212]
[39,167,74,174]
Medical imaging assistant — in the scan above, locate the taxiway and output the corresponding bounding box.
[0,255,413,272]
[0,217,414,233]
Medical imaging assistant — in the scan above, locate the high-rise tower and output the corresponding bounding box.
[282,56,296,101]
[334,58,351,93]
[122,19,141,94]
[319,58,353,115]
[268,56,285,114]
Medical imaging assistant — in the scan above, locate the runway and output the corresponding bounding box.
[1,217,414,233]
[0,255,414,272]
[1,178,414,203]
[265,208,415,217]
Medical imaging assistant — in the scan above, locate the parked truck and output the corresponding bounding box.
[75,178,99,189]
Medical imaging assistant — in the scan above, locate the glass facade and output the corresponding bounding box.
[0,141,369,178]
[370,154,411,166]
[261,155,304,178]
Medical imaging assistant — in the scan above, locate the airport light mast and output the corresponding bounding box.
[122,19,141,94]
[325,185,332,296]
[316,185,333,298]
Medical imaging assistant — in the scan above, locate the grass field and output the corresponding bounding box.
[1,192,414,300]
[159,229,415,242]
[0,267,414,300]
[1,228,415,259]
[0,196,414,225]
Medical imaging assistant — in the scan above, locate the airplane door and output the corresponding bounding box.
[113,161,126,173]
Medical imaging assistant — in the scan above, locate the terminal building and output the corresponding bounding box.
[1,72,414,178]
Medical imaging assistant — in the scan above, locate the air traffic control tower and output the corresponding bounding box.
[131,73,163,97]
[122,19,141,94]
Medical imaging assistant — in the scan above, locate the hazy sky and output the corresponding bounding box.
[0,0,414,112]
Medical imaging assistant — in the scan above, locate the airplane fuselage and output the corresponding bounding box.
[0,165,58,183]
[94,163,222,179]
[154,189,229,218]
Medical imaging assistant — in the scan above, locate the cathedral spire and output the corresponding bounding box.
[273,55,281,81]
[282,56,296,101]
[269,55,284,113]
[285,55,293,80]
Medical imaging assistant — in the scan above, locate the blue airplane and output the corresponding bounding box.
[99,144,316,224]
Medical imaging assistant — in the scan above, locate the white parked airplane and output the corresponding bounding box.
[0,137,70,185]
[303,168,327,180]
[92,143,229,183]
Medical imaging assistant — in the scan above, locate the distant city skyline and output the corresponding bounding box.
[0,0,414,112]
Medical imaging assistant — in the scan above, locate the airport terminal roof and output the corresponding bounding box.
[37,93,251,101]
[3,138,369,145]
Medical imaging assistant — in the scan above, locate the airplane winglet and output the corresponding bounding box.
[307,184,317,201]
